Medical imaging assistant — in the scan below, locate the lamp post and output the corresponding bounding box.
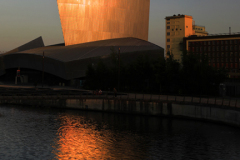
[42,51,44,88]
[118,47,120,91]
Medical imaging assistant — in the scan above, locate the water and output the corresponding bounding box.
[0,105,240,160]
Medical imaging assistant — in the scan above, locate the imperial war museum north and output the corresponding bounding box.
[0,0,164,86]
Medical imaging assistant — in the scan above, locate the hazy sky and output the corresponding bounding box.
[1,0,240,52]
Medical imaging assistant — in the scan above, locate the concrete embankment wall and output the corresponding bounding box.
[4,98,240,127]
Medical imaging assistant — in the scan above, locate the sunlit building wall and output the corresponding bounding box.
[193,25,208,36]
[165,14,208,61]
[57,0,150,46]
[165,14,195,61]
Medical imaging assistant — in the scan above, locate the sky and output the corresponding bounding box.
[1,0,240,52]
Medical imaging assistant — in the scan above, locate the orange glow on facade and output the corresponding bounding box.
[57,0,150,46]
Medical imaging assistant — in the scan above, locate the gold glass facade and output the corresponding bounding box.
[57,0,150,46]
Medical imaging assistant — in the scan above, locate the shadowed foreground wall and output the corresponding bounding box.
[57,0,150,46]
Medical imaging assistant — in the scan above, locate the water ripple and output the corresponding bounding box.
[1,105,240,159]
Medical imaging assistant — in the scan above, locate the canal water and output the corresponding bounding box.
[0,105,240,160]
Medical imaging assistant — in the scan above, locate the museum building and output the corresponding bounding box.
[0,0,164,86]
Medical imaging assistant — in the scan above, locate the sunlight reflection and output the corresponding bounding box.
[53,115,113,159]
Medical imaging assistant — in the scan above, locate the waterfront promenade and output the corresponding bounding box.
[1,84,240,127]
[0,84,239,108]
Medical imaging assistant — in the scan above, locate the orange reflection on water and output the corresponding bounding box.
[53,115,113,159]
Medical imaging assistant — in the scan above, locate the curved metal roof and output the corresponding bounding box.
[18,37,162,62]
[1,37,164,80]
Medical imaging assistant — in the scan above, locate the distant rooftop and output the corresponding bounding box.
[165,14,193,20]
[185,32,240,39]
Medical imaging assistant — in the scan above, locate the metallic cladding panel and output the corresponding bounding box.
[57,0,150,46]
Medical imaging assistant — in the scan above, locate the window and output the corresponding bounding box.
[196,47,199,52]
[217,46,219,51]
[167,45,170,48]
[212,47,215,51]
[167,39,170,42]
[167,26,170,29]
[235,52,238,56]
[212,41,215,45]
[186,26,188,28]
[208,41,211,45]
[208,46,211,51]
[167,22,170,24]
[167,32,170,36]
[221,41,224,45]
[221,58,224,62]
[204,41,207,45]
[225,46,228,51]
[226,64,228,69]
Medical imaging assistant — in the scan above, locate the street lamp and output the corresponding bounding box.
[42,51,44,88]
[118,47,120,91]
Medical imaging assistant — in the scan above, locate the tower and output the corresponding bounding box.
[57,0,150,46]
[165,14,208,61]
[165,14,194,61]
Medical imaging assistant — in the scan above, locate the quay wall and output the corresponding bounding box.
[2,97,240,127]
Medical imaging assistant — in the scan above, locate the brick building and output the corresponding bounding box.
[184,34,240,77]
